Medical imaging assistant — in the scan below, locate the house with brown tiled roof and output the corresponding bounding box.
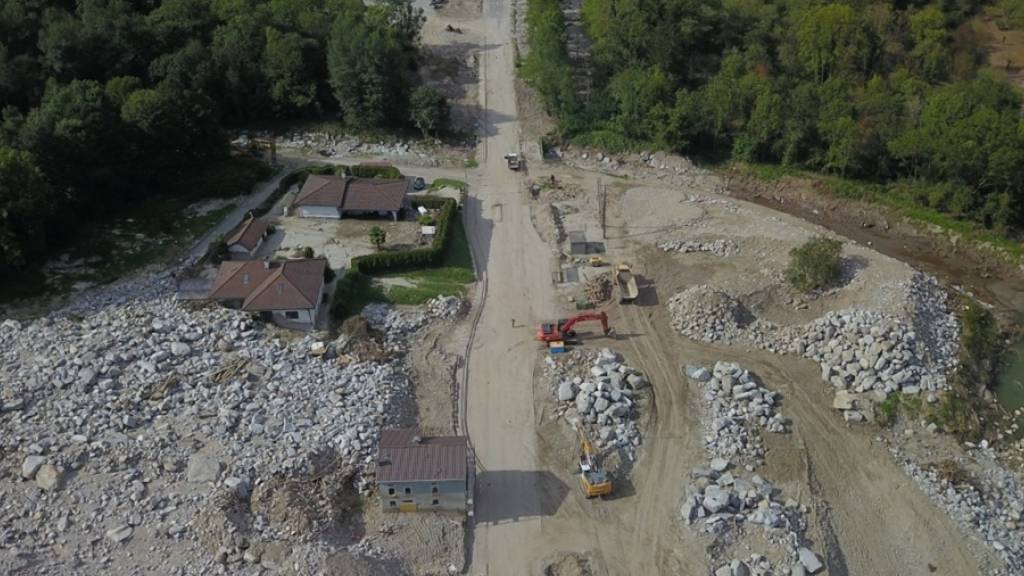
[224,216,270,259]
[376,428,469,513]
[293,175,410,220]
[207,258,327,329]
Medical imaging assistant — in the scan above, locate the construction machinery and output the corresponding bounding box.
[536,311,611,343]
[615,263,639,304]
[588,255,606,267]
[575,424,612,498]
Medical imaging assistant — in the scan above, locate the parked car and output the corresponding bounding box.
[413,177,426,191]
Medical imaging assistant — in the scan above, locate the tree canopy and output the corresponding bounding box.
[526,0,1024,233]
[0,0,436,271]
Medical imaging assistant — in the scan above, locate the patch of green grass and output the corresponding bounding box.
[464,158,479,169]
[372,216,475,304]
[430,178,468,192]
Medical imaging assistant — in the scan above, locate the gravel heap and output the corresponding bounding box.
[669,274,960,417]
[545,348,646,458]
[681,461,823,576]
[686,362,787,468]
[0,272,449,575]
[892,443,1024,573]
[658,238,739,257]
[425,295,468,320]
[668,285,748,343]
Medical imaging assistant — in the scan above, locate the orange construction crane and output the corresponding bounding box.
[536,311,611,343]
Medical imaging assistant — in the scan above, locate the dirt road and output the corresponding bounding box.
[462,0,564,571]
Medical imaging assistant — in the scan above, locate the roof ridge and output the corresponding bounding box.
[209,262,250,299]
[242,261,315,310]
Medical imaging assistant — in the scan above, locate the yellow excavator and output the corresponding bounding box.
[575,424,613,499]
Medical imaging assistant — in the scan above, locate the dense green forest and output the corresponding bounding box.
[523,0,1024,234]
[0,0,434,271]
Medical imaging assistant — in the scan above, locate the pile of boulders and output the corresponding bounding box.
[680,461,823,576]
[668,286,747,343]
[658,238,739,257]
[545,348,646,458]
[685,362,787,467]
[669,274,960,421]
[0,273,438,574]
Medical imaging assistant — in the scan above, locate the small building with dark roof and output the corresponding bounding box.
[225,216,270,259]
[293,174,410,220]
[376,428,469,513]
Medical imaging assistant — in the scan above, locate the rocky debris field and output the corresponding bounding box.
[669,274,959,422]
[890,438,1024,573]
[685,363,787,469]
[683,361,822,576]
[0,271,462,575]
[658,238,739,258]
[544,348,647,459]
[681,462,823,576]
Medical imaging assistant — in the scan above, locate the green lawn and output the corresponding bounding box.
[372,216,476,304]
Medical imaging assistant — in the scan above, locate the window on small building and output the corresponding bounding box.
[285,311,299,319]
[432,485,439,494]
[387,487,395,496]
[389,500,396,507]
[432,499,439,506]
[404,487,411,495]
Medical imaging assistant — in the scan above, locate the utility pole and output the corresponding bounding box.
[598,178,606,239]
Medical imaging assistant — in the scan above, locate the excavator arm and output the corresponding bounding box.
[560,311,609,337]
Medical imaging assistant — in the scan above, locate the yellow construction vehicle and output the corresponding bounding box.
[575,424,612,499]
[588,255,607,267]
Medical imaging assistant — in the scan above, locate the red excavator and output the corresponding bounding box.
[536,311,611,342]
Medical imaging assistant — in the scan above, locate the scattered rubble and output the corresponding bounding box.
[658,238,739,257]
[892,442,1024,572]
[545,348,646,459]
[0,271,459,574]
[686,362,787,467]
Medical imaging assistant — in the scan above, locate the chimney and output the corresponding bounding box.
[263,260,271,270]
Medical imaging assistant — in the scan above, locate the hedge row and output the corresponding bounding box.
[329,268,378,320]
[349,195,458,274]
[350,164,402,179]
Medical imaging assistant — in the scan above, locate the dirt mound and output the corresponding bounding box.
[668,285,749,342]
[250,460,357,538]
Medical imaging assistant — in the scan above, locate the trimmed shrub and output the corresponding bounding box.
[206,236,229,264]
[350,164,402,179]
[785,237,843,292]
[302,246,315,258]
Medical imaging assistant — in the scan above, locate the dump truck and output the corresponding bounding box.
[616,264,638,303]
